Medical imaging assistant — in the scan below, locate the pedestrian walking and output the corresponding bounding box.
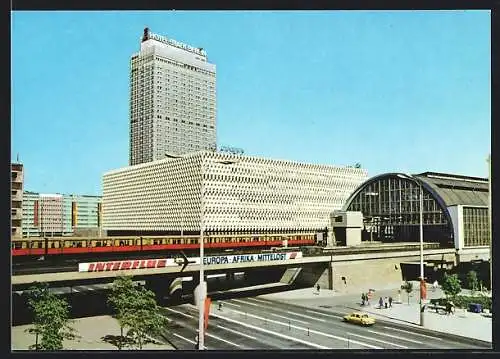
[389,296,393,308]
[379,297,383,309]
[433,280,438,292]
[384,297,388,309]
[361,293,365,306]
[316,284,320,294]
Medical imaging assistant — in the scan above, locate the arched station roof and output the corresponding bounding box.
[343,172,488,211]
[413,172,488,207]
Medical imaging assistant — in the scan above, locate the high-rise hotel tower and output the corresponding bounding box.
[129,28,217,165]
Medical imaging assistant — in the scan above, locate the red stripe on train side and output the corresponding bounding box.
[12,237,317,256]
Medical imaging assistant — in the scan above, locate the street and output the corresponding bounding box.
[161,296,489,350]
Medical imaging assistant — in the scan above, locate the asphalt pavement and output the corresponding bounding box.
[161,296,489,350]
[260,285,492,344]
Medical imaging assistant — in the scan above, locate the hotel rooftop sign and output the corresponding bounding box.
[142,27,207,57]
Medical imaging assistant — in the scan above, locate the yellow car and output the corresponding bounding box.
[343,312,376,326]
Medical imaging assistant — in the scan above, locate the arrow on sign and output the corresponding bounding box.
[175,251,197,272]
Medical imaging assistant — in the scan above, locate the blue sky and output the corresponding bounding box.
[11,11,491,195]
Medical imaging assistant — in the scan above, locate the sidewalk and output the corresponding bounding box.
[11,315,175,351]
[259,286,492,343]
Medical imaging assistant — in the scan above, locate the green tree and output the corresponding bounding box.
[25,282,78,351]
[123,286,169,350]
[401,281,413,305]
[108,277,168,350]
[441,273,462,299]
[466,270,479,293]
[108,276,136,350]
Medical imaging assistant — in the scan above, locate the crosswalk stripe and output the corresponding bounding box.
[286,311,326,322]
[164,307,194,318]
[215,324,259,341]
[367,329,424,344]
[347,332,408,349]
[381,326,443,340]
[306,309,344,319]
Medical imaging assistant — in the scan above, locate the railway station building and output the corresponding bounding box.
[102,150,368,237]
[338,172,490,260]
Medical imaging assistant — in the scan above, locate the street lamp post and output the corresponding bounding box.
[419,182,425,327]
[197,155,240,350]
[488,154,492,292]
[198,156,206,351]
[180,204,184,238]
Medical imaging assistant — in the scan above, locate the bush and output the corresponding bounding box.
[441,273,462,298]
[452,295,492,311]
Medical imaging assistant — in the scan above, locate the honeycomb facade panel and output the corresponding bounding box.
[103,151,368,233]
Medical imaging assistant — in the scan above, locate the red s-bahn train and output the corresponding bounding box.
[11,232,322,257]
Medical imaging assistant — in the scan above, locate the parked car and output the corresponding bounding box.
[343,312,376,326]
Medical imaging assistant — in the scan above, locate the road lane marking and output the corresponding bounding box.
[223,302,241,308]
[247,297,271,304]
[195,329,242,348]
[210,312,330,349]
[306,309,344,319]
[382,326,443,340]
[161,314,173,323]
[366,329,424,344]
[346,332,408,349]
[172,333,208,349]
[215,325,259,341]
[165,307,194,319]
[286,311,326,322]
[231,299,261,307]
[270,313,310,324]
[173,333,195,344]
[227,308,381,349]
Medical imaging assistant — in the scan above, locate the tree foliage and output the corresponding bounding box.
[466,270,479,293]
[108,277,168,350]
[123,286,168,349]
[441,273,462,298]
[25,282,78,351]
[401,281,413,305]
[108,276,136,350]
